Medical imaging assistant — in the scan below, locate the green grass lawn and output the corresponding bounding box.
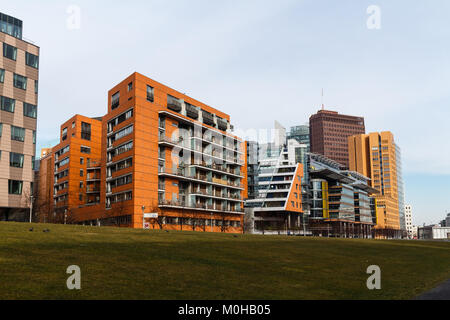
[0,222,449,300]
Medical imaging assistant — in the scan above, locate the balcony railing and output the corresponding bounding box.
[158,199,244,214]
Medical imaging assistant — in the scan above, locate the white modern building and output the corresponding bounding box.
[418,225,450,240]
[405,204,415,238]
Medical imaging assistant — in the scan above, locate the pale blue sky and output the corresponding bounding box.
[3,0,449,225]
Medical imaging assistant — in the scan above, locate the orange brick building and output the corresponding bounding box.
[40,73,247,233]
[36,115,102,223]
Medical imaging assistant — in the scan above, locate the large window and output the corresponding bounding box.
[81,146,91,154]
[23,103,37,118]
[0,13,23,39]
[13,74,27,90]
[114,125,133,141]
[11,126,25,142]
[3,43,17,60]
[25,52,39,69]
[0,96,15,113]
[81,122,91,140]
[8,180,23,195]
[10,152,24,168]
[147,85,154,102]
[111,91,120,110]
[107,108,133,133]
[0,68,4,83]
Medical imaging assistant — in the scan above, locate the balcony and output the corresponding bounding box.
[158,199,244,214]
[167,95,182,112]
[86,187,100,194]
[185,103,199,119]
[87,160,101,169]
[217,118,228,131]
[202,111,215,126]
[86,174,101,181]
[158,166,245,190]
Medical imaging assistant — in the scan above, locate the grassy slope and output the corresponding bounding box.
[0,222,449,300]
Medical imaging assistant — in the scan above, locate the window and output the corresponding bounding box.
[80,181,84,189]
[147,85,154,102]
[23,103,37,118]
[81,122,91,140]
[25,52,39,69]
[3,43,17,60]
[107,108,133,133]
[128,82,133,91]
[62,127,68,141]
[79,194,83,201]
[81,146,91,154]
[0,123,3,136]
[11,126,25,142]
[0,14,22,38]
[80,169,84,177]
[72,122,75,128]
[57,157,69,167]
[32,156,35,170]
[112,125,133,142]
[111,91,120,109]
[33,131,36,144]
[10,152,24,168]
[0,96,15,112]
[80,157,84,165]
[8,180,23,195]
[13,74,27,90]
[34,80,38,94]
[0,68,4,83]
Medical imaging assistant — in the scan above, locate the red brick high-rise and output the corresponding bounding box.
[309,110,365,168]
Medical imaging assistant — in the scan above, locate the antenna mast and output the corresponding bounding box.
[321,88,325,110]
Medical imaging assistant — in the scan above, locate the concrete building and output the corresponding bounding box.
[288,124,310,149]
[405,204,414,238]
[306,153,377,238]
[246,141,259,200]
[0,12,39,221]
[418,225,450,240]
[348,132,405,238]
[309,110,365,169]
[245,139,304,235]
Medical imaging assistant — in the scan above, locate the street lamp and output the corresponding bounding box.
[29,195,33,223]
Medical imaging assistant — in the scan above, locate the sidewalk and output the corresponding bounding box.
[416,279,450,300]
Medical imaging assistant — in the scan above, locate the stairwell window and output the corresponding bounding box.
[147,85,154,102]
[3,43,17,61]
[13,74,27,90]
[11,126,25,142]
[23,103,37,118]
[81,122,91,141]
[62,127,68,141]
[0,96,15,113]
[111,91,120,110]
[0,69,4,83]
[25,52,39,69]
[8,180,23,195]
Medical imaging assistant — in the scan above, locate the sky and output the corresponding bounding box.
[3,0,449,225]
